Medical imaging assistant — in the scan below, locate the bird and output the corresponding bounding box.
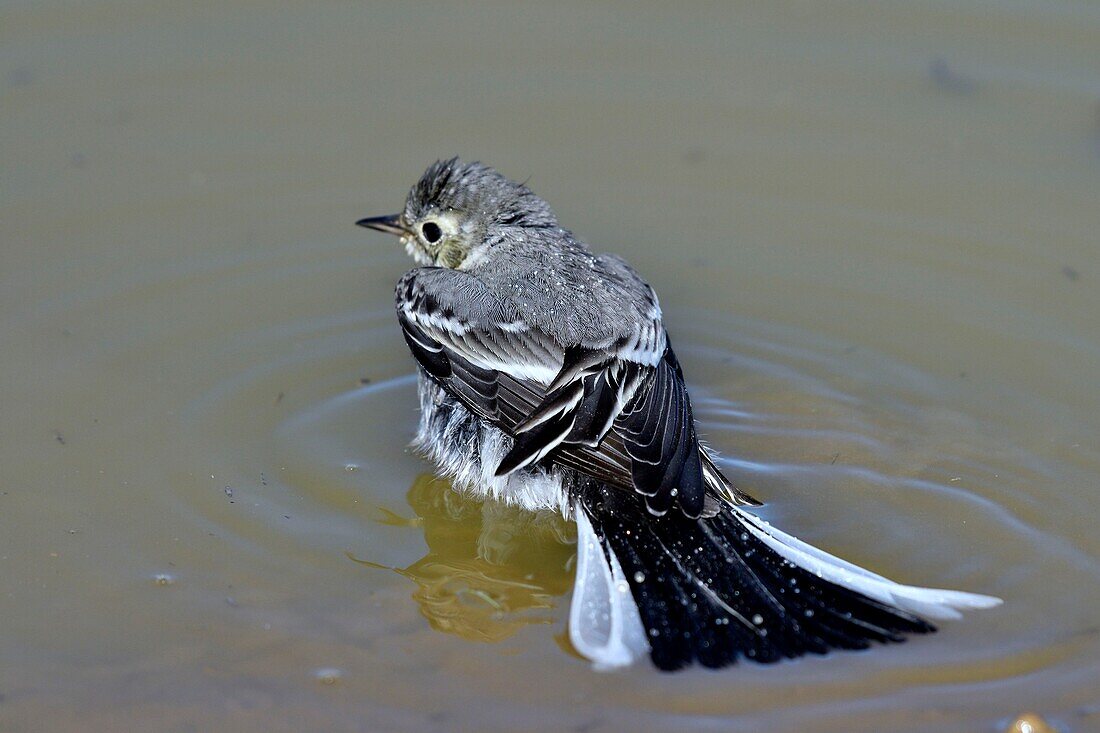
[356,158,1001,671]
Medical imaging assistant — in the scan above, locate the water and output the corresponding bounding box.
[3,2,1099,731]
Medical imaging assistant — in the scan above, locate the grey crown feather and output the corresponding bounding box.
[405,157,558,229]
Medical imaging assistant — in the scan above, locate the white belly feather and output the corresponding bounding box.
[411,373,569,515]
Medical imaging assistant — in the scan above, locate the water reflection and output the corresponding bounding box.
[356,474,575,644]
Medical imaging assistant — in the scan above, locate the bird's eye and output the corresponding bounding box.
[421,222,442,244]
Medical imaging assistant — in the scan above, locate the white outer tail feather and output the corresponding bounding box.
[569,503,649,670]
[732,507,1002,621]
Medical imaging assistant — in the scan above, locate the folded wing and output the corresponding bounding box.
[396,267,754,517]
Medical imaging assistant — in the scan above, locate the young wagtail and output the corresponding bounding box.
[357,158,1000,671]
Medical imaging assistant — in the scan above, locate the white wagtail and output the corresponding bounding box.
[357,158,1000,671]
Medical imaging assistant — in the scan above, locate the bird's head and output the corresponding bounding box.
[357,158,558,269]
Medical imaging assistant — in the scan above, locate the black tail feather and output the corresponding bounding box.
[577,483,934,671]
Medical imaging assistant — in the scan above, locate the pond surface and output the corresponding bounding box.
[3,2,1099,731]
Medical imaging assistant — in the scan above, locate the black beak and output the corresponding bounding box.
[355,214,408,236]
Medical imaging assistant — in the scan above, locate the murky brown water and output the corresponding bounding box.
[3,2,1100,731]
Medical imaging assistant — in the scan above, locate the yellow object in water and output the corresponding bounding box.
[1004,712,1056,733]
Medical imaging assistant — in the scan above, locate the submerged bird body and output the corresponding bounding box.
[358,159,1000,670]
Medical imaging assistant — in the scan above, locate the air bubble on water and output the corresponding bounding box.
[633,571,645,584]
[669,488,678,497]
[152,573,175,586]
[312,668,343,686]
[751,614,764,625]
[345,464,358,472]
[615,580,629,594]
[804,609,814,618]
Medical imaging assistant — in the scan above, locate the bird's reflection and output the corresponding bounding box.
[366,474,576,643]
